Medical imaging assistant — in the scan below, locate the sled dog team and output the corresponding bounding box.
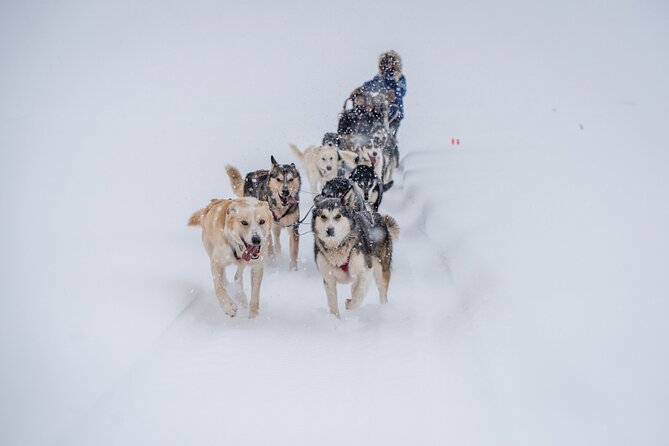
[188,51,405,318]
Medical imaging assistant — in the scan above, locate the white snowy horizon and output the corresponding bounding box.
[1,1,668,445]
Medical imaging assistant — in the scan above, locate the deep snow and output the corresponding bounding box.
[1,1,668,445]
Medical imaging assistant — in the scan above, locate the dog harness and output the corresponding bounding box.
[338,245,354,273]
[271,202,298,223]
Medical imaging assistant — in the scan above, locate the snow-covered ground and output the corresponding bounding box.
[1,1,668,445]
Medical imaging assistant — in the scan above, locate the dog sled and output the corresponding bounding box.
[337,89,390,152]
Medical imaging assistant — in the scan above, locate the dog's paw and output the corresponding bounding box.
[220,300,238,318]
[248,304,259,319]
[345,298,359,310]
[289,261,298,271]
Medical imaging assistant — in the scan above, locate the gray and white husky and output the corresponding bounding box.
[312,196,399,317]
[338,125,399,192]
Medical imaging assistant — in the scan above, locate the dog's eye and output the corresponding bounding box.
[259,219,265,225]
[334,214,341,220]
[320,215,327,220]
[241,220,248,226]
[322,157,326,161]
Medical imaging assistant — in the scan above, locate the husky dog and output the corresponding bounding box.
[339,141,386,188]
[289,133,344,194]
[226,156,301,270]
[188,197,273,318]
[312,196,399,317]
[349,165,383,212]
[321,177,368,212]
[371,124,400,183]
[339,126,398,192]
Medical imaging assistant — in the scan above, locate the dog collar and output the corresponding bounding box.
[339,241,355,272]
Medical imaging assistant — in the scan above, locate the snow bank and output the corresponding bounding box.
[403,104,669,443]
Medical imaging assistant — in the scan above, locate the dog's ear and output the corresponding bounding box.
[271,155,279,168]
[338,150,358,168]
[342,190,352,208]
[227,204,238,216]
[342,186,357,209]
[313,194,326,208]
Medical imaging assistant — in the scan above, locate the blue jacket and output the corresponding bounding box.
[362,74,407,121]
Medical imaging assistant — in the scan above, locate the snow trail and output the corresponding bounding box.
[58,156,506,446]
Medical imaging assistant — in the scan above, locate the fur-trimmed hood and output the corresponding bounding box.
[378,50,402,79]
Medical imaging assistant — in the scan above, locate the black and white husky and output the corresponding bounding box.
[312,196,399,317]
[349,165,383,212]
[321,177,368,212]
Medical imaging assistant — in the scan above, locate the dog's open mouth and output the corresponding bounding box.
[368,155,377,165]
[241,240,261,261]
[280,195,298,205]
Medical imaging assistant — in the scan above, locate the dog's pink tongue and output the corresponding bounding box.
[285,196,298,205]
[369,155,377,165]
[242,244,260,261]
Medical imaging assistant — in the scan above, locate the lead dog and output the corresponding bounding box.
[188,197,273,318]
[312,196,399,317]
[226,156,301,270]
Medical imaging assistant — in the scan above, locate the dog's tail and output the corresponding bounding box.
[381,214,400,241]
[225,165,245,197]
[382,180,394,192]
[188,198,226,227]
[289,143,305,164]
[188,208,204,227]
